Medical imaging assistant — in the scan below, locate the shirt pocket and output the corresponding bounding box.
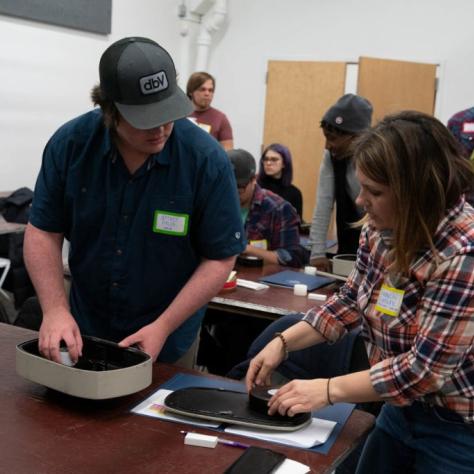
[145,194,196,261]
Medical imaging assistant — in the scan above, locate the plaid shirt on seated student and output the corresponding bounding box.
[229,149,309,268]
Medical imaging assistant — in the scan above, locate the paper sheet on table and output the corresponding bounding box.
[132,388,220,428]
[276,458,310,474]
[224,416,337,449]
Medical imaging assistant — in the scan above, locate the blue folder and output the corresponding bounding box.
[259,270,336,291]
[158,373,354,455]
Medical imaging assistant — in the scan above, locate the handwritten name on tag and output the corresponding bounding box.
[153,211,189,236]
[375,284,405,317]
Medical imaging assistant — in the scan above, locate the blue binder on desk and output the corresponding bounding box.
[259,270,335,291]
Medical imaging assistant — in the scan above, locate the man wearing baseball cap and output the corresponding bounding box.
[199,148,308,374]
[228,148,308,268]
[24,37,245,365]
[309,93,373,272]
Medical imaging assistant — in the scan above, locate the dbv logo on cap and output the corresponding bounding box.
[139,70,168,95]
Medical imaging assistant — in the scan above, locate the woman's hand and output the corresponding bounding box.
[245,337,286,391]
[268,378,330,416]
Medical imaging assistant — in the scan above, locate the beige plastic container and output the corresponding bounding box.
[16,336,152,400]
[332,254,357,277]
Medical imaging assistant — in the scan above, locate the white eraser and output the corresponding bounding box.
[308,293,327,302]
[304,266,317,275]
[184,432,218,448]
[293,284,307,296]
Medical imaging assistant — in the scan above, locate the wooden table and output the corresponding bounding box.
[2,323,374,474]
[209,263,341,320]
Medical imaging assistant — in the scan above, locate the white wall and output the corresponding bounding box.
[208,0,474,159]
[1,0,474,190]
[0,0,180,190]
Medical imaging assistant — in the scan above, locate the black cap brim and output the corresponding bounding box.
[115,87,193,130]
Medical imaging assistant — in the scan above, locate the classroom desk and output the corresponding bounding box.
[2,323,375,474]
[209,263,341,320]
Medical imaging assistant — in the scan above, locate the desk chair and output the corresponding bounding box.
[227,313,368,381]
[0,258,13,324]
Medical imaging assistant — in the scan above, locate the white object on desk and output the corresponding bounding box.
[316,269,348,282]
[308,293,327,302]
[276,458,310,474]
[184,432,218,448]
[304,266,317,276]
[236,279,269,291]
[293,284,307,296]
[0,257,11,299]
[225,416,337,449]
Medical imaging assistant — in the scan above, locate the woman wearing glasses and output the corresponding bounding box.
[257,143,303,221]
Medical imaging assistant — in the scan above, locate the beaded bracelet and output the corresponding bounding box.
[273,332,289,360]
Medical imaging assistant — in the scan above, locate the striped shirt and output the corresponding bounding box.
[303,197,474,422]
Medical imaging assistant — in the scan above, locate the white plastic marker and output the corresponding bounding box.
[304,265,317,275]
[308,293,327,302]
[293,284,307,296]
[59,347,74,366]
[181,431,249,449]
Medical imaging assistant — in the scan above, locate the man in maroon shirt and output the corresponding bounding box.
[186,71,233,150]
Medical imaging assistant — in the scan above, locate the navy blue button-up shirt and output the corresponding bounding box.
[30,110,245,361]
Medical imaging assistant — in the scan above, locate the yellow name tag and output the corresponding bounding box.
[249,239,268,250]
[375,284,405,317]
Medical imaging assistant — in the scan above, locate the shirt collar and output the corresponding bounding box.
[107,127,174,169]
[251,184,265,207]
[437,195,466,232]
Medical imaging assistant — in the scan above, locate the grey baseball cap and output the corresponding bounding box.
[322,94,373,133]
[228,149,257,186]
[99,37,193,129]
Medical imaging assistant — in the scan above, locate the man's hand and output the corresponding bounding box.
[118,320,168,361]
[39,308,83,364]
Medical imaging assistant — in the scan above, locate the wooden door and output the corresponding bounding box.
[263,60,346,223]
[357,56,437,122]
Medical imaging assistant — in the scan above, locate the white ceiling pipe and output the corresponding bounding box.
[195,0,227,71]
[177,1,199,89]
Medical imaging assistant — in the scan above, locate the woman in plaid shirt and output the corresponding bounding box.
[246,111,474,474]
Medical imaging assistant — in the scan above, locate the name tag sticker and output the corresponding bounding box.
[462,122,474,133]
[249,239,268,250]
[153,211,189,236]
[197,123,212,134]
[375,284,405,317]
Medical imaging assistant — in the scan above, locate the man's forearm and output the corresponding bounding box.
[155,255,236,335]
[23,223,69,313]
[244,245,279,264]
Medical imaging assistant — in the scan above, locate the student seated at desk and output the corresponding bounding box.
[257,143,303,221]
[246,111,474,474]
[229,148,309,268]
[197,149,308,375]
